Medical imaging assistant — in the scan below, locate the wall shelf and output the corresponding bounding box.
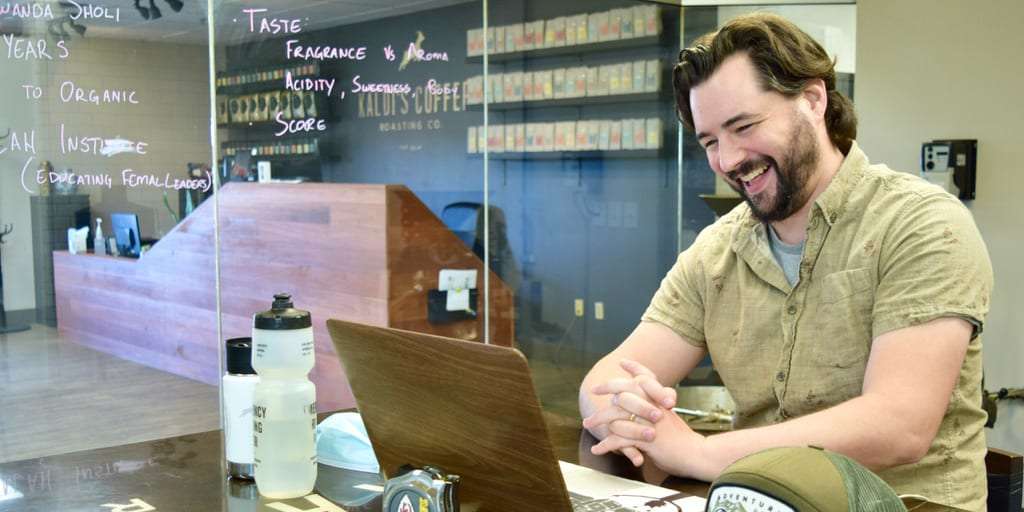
[467,91,665,111]
[466,35,663,63]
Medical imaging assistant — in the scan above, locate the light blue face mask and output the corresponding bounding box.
[315,412,380,474]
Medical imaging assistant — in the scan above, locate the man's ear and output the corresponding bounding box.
[800,78,828,120]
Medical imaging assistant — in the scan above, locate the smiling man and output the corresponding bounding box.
[579,13,993,511]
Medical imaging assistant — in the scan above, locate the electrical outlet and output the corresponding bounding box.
[574,299,584,317]
[594,301,605,320]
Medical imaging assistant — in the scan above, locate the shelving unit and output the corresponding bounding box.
[464,5,671,159]
[466,35,663,64]
[470,149,662,160]
[467,91,665,111]
[216,62,331,181]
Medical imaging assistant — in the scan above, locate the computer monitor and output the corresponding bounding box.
[111,212,141,258]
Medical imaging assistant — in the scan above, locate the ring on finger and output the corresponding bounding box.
[628,413,637,422]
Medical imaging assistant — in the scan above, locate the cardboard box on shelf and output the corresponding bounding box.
[619,62,633,94]
[553,68,567,99]
[530,20,545,48]
[587,120,601,150]
[495,26,506,54]
[646,118,663,149]
[644,5,662,36]
[573,14,589,44]
[575,120,590,150]
[599,120,611,150]
[511,72,523,102]
[486,27,495,53]
[523,72,536,101]
[515,124,526,152]
[505,123,517,152]
[632,61,645,93]
[504,24,519,53]
[645,59,661,92]
[569,67,587,98]
[610,120,622,150]
[632,119,646,149]
[586,66,600,97]
[538,70,554,100]
[540,123,555,151]
[587,13,601,44]
[503,73,517,102]
[622,118,635,150]
[609,9,623,40]
[468,126,477,153]
[596,11,612,41]
[467,28,484,57]
[632,6,645,38]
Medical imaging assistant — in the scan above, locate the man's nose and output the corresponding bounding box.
[718,139,747,176]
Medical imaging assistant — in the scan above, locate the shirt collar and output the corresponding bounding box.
[812,140,869,227]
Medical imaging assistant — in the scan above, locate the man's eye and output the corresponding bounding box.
[736,124,752,133]
[704,140,717,149]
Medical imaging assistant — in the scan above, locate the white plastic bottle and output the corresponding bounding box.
[223,337,259,479]
[252,293,317,499]
[94,217,106,255]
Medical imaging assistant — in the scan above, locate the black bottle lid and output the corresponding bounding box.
[226,337,256,375]
[253,293,312,330]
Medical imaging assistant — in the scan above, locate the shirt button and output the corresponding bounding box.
[776,371,786,382]
[787,305,797,315]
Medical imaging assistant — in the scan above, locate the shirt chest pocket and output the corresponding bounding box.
[809,268,874,370]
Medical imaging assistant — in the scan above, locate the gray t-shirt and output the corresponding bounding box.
[768,225,804,286]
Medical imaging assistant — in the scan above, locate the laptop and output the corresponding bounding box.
[326,319,706,512]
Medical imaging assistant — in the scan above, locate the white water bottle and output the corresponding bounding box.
[252,293,317,499]
[94,217,106,255]
[224,337,258,479]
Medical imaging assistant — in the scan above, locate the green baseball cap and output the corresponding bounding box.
[705,446,907,512]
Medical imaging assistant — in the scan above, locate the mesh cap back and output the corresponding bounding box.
[705,446,906,512]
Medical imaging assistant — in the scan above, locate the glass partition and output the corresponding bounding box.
[0,0,216,466]
[209,0,490,413]
[483,1,856,416]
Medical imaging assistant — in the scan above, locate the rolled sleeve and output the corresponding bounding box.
[641,230,710,348]
[872,193,993,339]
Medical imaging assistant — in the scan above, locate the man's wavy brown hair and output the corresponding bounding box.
[673,13,856,153]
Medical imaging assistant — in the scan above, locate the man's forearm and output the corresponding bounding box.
[696,394,929,478]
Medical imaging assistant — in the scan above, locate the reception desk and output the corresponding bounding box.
[53,183,515,411]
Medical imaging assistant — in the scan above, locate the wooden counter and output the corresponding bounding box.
[53,183,515,411]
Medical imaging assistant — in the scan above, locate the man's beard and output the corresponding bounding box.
[729,117,820,223]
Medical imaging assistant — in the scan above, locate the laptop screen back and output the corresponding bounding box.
[326,319,573,511]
